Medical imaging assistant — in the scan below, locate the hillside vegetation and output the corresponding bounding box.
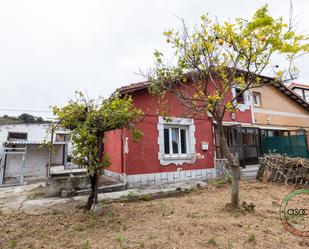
[0,114,45,125]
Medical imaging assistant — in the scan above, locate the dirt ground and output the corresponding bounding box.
[0,181,308,249]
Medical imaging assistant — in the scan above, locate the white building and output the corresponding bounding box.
[0,123,69,185]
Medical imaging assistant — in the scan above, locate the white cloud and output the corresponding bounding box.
[0,0,308,117]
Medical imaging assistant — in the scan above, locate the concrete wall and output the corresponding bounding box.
[0,123,69,183]
[252,85,309,129]
[51,145,64,165]
[0,123,50,145]
[5,149,24,180]
[45,174,90,197]
[104,168,216,188]
[0,123,70,151]
[24,145,48,179]
[3,144,64,182]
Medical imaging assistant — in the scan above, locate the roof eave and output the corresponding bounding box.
[272,81,309,112]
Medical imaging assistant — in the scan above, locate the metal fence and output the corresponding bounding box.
[262,134,309,159]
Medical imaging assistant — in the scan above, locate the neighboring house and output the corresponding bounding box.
[219,81,309,167]
[103,77,309,187]
[252,82,309,129]
[0,123,69,185]
[286,82,309,102]
[250,82,309,159]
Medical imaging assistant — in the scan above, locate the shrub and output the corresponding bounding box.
[116,234,125,248]
[82,240,90,249]
[9,240,17,248]
[207,237,217,246]
[142,194,151,201]
[248,233,256,243]
[241,201,255,213]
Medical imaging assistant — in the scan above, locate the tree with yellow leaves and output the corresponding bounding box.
[145,5,308,208]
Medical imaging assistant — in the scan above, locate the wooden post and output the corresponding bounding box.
[47,132,54,180]
[20,145,27,185]
[0,150,4,185]
[63,144,68,168]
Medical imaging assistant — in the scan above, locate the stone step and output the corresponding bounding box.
[242,172,257,177]
[241,172,257,180]
[241,164,259,180]
[242,169,259,173]
[75,182,126,196]
[50,168,87,176]
[242,165,259,170]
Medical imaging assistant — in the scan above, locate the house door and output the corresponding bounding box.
[215,124,242,162]
[240,127,262,166]
[224,124,242,161]
[215,126,262,167]
[1,145,26,185]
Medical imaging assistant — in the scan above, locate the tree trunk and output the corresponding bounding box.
[84,168,99,211]
[218,121,240,208]
[230,165,240,208]
[94,170,99,204]
[84,138,103,211]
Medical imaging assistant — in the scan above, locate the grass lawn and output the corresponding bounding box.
[0,181,308,249]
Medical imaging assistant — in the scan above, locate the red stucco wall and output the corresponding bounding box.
[221,88,252,123]
[105,83,252,175]
[104,129,123,174]
[122,89,216,175]
[124,115,215,175]
[223,109,252,123]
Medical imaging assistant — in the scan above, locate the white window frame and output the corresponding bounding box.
[157,116,196,166]
[231,86,250,112]
[163,125,189,157]
[252,92,261,107]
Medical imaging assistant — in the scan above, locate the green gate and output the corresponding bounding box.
[262,134,309,159]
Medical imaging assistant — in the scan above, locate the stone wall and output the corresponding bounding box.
[45,174,90,197]
[104,168,216,188]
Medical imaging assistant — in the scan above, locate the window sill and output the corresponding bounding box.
[162,154,195,160]
[159,153,196,166]
[236,103,250,112]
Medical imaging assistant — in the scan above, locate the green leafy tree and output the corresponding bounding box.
[18,113,45,123]
[52,91,143,210]
[18,113,35,123]
[145,5,308,208]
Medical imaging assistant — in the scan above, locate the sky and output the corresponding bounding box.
[0,0,308,118]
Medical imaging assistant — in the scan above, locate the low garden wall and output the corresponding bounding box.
[45,174,90,197]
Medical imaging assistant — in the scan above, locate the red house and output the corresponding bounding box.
[103,80,253,187]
